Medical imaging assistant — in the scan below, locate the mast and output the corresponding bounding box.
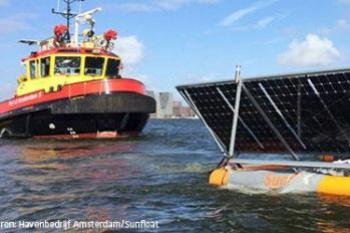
[52,0,85,43]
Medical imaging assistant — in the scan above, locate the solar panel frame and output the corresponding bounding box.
[177,68,350,157]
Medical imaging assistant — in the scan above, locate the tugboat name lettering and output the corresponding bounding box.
[9,93,43,106]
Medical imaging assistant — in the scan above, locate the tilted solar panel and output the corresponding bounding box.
[177,68,350,156]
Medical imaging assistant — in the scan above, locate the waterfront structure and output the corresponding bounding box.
[158,92,174,118]
[147,91,195,119]
[173,101,195,118]
[146,91,173,118]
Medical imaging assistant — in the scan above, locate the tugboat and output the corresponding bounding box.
[0,0,155,139]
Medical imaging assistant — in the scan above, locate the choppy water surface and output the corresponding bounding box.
[0,119,350,232]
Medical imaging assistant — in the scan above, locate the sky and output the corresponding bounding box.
[1,0,350,100]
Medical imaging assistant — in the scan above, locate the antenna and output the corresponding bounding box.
[235,65,241,83]
[78,0,82,13]
[56,0,60,11]
[52,0,85,43]
[73,7,102,44]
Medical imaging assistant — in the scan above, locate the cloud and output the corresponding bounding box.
[0,0,9,7]
[318,18,350,35]
[255,16,275,28]
[336,19,350,30]
[155,0,220,10]
[114,0,220,12]
[113,36,145,66]
[338,0,350,4]
[112,36,156,87]
[0,13,36,34]
[278,34,341,67]
[229,15,278,31]
[182,72,230,85]
[219,0,279,27]
[114,3,158,12]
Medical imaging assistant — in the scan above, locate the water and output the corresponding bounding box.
[0,119,350,232]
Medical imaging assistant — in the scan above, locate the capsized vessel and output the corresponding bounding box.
[0,1,155,139]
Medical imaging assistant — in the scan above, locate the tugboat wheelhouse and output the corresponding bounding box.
[17,49,121,96]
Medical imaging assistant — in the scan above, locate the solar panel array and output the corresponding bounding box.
[177,68,350,155]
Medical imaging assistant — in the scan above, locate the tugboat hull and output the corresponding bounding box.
[0,88,156,139]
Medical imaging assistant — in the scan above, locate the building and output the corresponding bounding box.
[147,91,173,118]
[147,91,195,119]
[173,101,196,118]
[158,92,174,118]
[173,101,182,117]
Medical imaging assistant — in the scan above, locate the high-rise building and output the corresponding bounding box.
[158,92,173,118]
[146,91,173,118]
[146,90,156,99]
[173,101,182,118]
[146,91,195,119]
[173,101,195,118]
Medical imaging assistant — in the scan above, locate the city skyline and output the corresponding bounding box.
[147,90,195,118]
[1,0,350,101]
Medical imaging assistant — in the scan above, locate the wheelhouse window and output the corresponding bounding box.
[40,57,50,77]
[29,60,36,79]
[55,57,81,76]
[106,59,121,78]
[84,57,105,76]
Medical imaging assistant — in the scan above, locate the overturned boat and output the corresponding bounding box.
[0,1,155,139]
[177,66,350,196]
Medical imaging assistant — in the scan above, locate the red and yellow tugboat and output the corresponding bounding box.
[0,1,155,139]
